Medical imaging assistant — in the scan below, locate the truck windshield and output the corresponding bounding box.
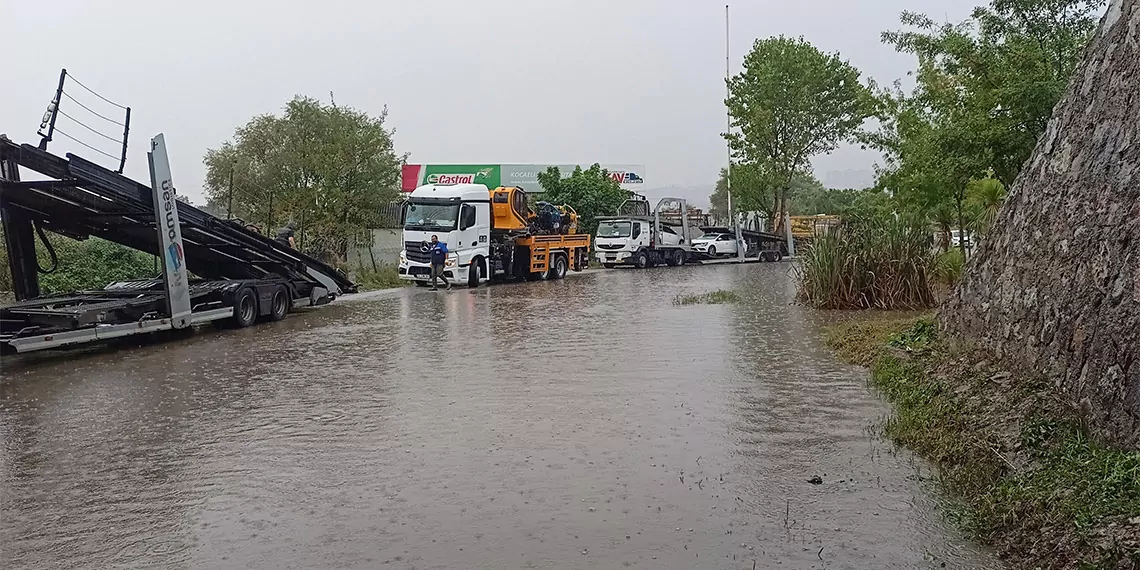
[405,203,459,232]
[597,221,632,238]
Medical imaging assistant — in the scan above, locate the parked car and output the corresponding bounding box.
[692,233,738,257]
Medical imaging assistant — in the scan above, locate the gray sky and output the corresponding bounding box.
[1,0,982,206]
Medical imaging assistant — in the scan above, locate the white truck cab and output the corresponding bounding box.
[398,183,591,286]
[399,183,491,286]
[595,197,692,269]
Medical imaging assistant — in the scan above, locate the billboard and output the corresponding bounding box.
[402,163,644,193]
[401,164,500,190]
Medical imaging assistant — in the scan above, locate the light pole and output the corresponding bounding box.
[725,4,733,223]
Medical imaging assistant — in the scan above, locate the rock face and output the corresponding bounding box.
[943,0,1140,448]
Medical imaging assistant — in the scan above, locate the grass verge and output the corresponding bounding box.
[826,314,1140,569]
[352,264,407,291]
[672,290,739,306]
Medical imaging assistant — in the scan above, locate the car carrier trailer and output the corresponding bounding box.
[689,225,786,263]
[594,197,695,268]
[0,134,355,354]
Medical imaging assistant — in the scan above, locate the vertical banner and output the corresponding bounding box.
[147,134,192,328]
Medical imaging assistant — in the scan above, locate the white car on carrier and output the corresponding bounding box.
[692,232,739,257]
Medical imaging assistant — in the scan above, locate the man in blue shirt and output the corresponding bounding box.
[427,234,451,291]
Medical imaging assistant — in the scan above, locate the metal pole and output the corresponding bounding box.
[37,69,67,151]
[727,5,744,262]
[117,107,131,173]
[725,5,733,222]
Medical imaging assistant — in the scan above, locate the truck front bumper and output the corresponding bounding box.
[597,251,634,265]
[398,261,464,283]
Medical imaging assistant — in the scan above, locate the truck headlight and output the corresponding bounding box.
[399,251,407,263]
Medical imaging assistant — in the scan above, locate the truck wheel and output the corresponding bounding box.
[266,285,289,321]
[635,251,649,269]
[602,263,615,269]
[228,287,258,328]
[468,258,483,287]
[551,254,568,279]
[774,251,783,262]
[673,249,685,266]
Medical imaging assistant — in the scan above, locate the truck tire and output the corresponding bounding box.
[468,258,483,287]
[266,284,289,321]
[635,251,649,269]
[228,287,258,328]
[551,254,568,279]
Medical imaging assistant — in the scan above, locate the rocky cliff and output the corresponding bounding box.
[943,0,1140,448]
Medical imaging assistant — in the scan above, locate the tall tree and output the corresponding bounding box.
[203,96,402,265]
[724,36,873,231]
[871,0,1101,258]
[878,1,1104,187]
[537,164,628,237]
[710,163,780,225]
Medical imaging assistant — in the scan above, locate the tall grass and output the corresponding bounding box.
[934,248,965,287]
[795,217,937,310]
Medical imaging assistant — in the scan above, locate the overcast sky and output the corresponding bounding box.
[1,0,983,205]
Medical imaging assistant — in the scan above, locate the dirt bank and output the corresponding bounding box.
[826,313,1140,569]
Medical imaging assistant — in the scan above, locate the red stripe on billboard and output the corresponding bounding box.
[401,164,422,192]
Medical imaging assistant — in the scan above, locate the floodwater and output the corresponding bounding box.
[0,264,1000,569]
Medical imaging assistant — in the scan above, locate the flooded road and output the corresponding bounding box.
[0,264,999,569]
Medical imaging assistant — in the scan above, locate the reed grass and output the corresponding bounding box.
[795,217,937,310]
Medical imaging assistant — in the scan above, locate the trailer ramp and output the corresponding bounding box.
[0,138,355,302]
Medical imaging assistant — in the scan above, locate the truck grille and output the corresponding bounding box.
[597,244,625,250]
[404,241,432,263]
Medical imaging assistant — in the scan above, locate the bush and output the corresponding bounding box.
[795,216,937,310]
[934,248,965,287]
[0,228,158,296]
[352,263,406,291]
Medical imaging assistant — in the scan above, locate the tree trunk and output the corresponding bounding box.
[942,0,1140,449]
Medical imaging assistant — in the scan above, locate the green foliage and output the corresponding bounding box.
[0,228,158,296]
[869,0,1101,258]
[966,173,1007,236]
[352,263,406,291]
[795,216,937,310]
[725,36,874,229]
[672,290,740,306]
[788,184,897,225]
[537,164,627,237]
[934,248,966,286]
[886,316,937,350]
[203,95,402,266]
